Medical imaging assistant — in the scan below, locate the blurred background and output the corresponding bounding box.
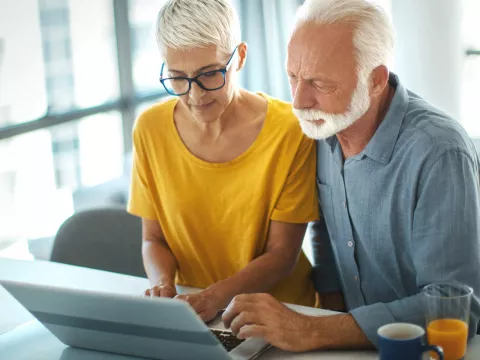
[0,0,479,260]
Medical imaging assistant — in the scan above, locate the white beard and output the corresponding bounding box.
[293,74,372,140]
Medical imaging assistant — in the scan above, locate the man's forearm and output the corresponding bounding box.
[142,240,178,287]
[304,314,373,350]
[207,252,295,308]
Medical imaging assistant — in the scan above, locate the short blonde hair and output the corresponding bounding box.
[156,0,241,56]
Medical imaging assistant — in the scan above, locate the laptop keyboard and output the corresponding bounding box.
[211,329,245,352]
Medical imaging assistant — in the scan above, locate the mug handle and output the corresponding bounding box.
[422,345,444,360]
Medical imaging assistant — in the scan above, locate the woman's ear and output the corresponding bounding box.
[237,42,248,71]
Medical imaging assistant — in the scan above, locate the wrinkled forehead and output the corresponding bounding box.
[287,22,358,79]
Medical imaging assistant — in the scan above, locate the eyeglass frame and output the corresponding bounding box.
[159,46,238,96]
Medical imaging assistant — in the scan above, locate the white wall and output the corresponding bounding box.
[391,0,463,120]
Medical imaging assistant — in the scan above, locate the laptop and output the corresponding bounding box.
[1,280,271,360]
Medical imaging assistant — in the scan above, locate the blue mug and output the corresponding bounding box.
[378,323,443,360]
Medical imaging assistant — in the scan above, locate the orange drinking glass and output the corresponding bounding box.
[424,283,473,360]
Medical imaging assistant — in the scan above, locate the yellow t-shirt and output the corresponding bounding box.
[128,94,319,306]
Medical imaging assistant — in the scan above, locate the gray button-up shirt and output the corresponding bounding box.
[312,73,480,346]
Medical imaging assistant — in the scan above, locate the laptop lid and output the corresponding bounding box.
[1,280,269,360]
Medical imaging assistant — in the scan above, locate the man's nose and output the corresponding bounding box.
[292,80,316,110]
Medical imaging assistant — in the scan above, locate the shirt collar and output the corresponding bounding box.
[323,73,409,165]
[362,73,408,164]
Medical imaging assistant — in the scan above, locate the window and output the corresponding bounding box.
[46,0,119,110]
[0,112,123,250]
[0,1,169,259]
[0,0,48,126]
[0,0,119,126]
[0,0,123,252]
[129,0,166,94]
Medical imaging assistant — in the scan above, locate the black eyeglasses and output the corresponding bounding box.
[159,46,238,96]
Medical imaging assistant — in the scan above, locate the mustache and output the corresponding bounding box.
[293,108,333,121]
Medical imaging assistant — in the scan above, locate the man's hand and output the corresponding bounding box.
[175,290,223,322]
[222,293,373,352]
[144,284,177,298]
[222,293,317,352]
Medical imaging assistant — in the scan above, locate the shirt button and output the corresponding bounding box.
[354,276,359,282]
[348,241,354,247]
[342,201,347,208]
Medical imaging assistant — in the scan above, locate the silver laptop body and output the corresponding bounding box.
[1,280,270,360]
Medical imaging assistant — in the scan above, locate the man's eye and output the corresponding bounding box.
[313,82,333,91]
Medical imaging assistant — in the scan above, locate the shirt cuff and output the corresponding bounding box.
[311,264,341,293]
[349,303,396,348]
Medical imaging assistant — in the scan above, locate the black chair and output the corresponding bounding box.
[50,208,146,278]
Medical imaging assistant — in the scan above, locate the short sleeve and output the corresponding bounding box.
[127,121,157,220]
[270,136,320,223]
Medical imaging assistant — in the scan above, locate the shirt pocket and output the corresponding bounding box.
[316,179,337,241]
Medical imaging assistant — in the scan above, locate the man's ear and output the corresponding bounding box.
[370,65,389,98]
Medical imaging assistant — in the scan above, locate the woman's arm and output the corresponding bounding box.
[175,220,307,321]
[204,220,307,308]
[142,218,179,297]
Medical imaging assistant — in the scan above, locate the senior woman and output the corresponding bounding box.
[128,0,319,322]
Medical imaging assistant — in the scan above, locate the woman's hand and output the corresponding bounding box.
[144,284,177,298]
[175,290,224,322]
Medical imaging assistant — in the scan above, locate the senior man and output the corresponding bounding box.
[223,0,480,351]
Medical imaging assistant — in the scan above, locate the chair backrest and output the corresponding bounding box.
[50,208,146,278]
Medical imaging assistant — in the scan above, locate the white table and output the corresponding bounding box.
[0,258,479,359]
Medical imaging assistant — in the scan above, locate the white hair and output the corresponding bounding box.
[156,0,241,56]
[293,0,395,78]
